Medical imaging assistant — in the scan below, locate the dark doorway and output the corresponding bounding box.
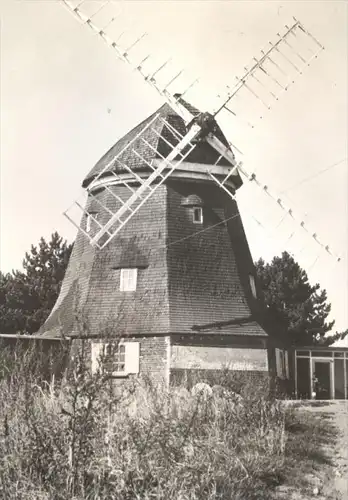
[297,357,310,399]
[313,361,331,400]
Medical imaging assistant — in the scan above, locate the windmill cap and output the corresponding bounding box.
[82,99,242,190]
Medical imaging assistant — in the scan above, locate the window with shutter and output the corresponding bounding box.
[91,341,140,376]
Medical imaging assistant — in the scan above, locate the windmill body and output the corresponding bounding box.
[40,101,283,384]
[35,4,328,387]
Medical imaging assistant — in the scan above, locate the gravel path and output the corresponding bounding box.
[313,401,348,499]
[274,401,348,500]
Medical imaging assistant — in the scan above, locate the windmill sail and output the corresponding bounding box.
[65,101,241,249]
[66,113,197,248]
[212,19,324,128]
[58,0,339,262]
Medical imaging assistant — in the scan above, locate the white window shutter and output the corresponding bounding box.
[125,342,140,374]
[91,342,104,374]
[275,348,282,378]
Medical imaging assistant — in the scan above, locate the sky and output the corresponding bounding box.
[0,0,347,343]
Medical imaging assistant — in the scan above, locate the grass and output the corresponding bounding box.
[0,343,340,499]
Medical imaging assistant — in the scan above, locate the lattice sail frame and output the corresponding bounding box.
[65,114,202,249]
[213,19,324,126]
[60,0,340,261]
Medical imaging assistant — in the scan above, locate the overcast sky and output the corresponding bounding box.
[1,0,347,343]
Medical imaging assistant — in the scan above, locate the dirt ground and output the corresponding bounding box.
[276,401,348,500]
[310,401,348,499]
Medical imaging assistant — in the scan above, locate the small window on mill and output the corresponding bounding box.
[120,268,138,292]
[192,207,203,224]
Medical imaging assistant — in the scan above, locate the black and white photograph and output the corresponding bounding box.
[0,0,347,498]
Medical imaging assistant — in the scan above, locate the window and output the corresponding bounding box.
[192,207,203,224]
[120,268,138,291]
[104,343,126,373]
[249,274,257,298]
[312,351,332,357]
[91,341,140,376]
[297,350,310,357]
[86,212,98,233]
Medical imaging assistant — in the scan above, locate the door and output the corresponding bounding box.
[313,361,331,400]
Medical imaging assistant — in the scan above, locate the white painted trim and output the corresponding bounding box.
[311,357,334,399]
[330,359,335,399]
[309,355,313,398]
[88,160,237,192]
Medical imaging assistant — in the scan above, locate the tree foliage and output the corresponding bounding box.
[255,251,340,346]
[0,232,72,335]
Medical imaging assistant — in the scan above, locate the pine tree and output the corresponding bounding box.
[255,251,335,345]
[0,232,72,334]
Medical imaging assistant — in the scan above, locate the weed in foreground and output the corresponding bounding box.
[0,344,288,499]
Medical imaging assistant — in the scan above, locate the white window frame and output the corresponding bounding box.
[91,341,140,376]
[192,206,203,224]
[249,274,257,298]
[120,268,138,292]
[86,212,98,233]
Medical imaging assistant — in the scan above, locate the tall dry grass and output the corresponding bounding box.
[0,344,287,500]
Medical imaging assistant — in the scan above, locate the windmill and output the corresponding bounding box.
[39,1,337,385]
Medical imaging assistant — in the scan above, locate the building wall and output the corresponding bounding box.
[41,178,268,341]
[71,335,169,384]
[41,185,171,338]
[69,334,271,390]
[166,180,260,332]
